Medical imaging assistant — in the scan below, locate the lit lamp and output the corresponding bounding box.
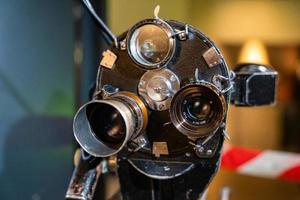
[231,39,278,106]
[238,38,270,65]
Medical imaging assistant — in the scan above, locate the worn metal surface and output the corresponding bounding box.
[95,19,230,199]
[66,151,102,200]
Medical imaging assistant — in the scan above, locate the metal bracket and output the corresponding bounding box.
[152,142,169,157]
[100,84,119,99]
[189,133,215,157]
[120,39,127,50]
[99,50,117,69]
[195,68,201,82]
[172,24,189,40]
[129,136,147,153]
[154,5,160,19]
[203,47,222,68]
[212,71,235,94]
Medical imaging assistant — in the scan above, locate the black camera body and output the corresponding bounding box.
[66,5,277,200]
[107,20,230,200]
[231,63,278,106]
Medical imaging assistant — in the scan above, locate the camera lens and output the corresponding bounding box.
[73,92,148,157]
[128,22,175,68]
[170,83,226,138]
[135,24,169,63]
[87,103,126,144]
[184,95,212,122]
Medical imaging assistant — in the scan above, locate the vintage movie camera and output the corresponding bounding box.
[66,1,277,200]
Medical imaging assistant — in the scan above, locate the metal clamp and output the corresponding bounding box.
[172,24,189,40]
[212,71,235,94]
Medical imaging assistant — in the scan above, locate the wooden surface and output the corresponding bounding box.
[207,169,300,200]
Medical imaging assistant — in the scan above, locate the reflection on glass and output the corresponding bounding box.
[130,24,170,66]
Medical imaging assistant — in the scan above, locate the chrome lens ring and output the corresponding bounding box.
[170,82,227,138]
[127,19,175,69]
[73,91,148,157]
[111,92,148,139]
[73,100,134,157]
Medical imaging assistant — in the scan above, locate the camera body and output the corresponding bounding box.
[231,63,278,106]
[66,11,277,200]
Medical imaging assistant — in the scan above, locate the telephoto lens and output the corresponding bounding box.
[73,92,148,157]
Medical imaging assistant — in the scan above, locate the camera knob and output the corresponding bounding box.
[138,69,180,111]
[147,77,172,101]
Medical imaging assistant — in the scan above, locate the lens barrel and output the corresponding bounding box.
[73,92,148,157]
[170,82,226,138]
[127,19,175,69]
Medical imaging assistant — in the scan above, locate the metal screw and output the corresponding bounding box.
[206,149,212,155]
[159,104,164,110]
[178,32,187,40]
[153,86,162,93]
[120,40,126,50]
[196,146,204,153]
[170,75,176,82]
[164,166,170,171]
[139,80,145,86]
[137,138,146,147]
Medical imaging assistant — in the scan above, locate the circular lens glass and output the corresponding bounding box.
[87,104,126,145]
[185,96,212,121]
[182,93,215,126]
[130,24,172,66]
[170,83,226,137]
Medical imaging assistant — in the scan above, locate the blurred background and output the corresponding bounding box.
[0,0,300,199]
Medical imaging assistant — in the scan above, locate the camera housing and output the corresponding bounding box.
[231,63,278,106]
[73,19,231,199]
[67,4,278,200]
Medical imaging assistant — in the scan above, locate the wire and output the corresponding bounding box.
[81,0,118,47]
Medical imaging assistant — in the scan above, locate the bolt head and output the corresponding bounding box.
[206,149,212,155]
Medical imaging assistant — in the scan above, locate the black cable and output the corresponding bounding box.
[81,0,118,47]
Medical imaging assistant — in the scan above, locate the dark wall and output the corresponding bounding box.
[0,1,75,199]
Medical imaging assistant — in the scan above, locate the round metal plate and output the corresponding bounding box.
[138,69,180,111]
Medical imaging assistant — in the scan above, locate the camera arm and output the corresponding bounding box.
[65,149,102,200]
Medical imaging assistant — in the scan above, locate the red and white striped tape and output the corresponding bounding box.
[221,145,300,182]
